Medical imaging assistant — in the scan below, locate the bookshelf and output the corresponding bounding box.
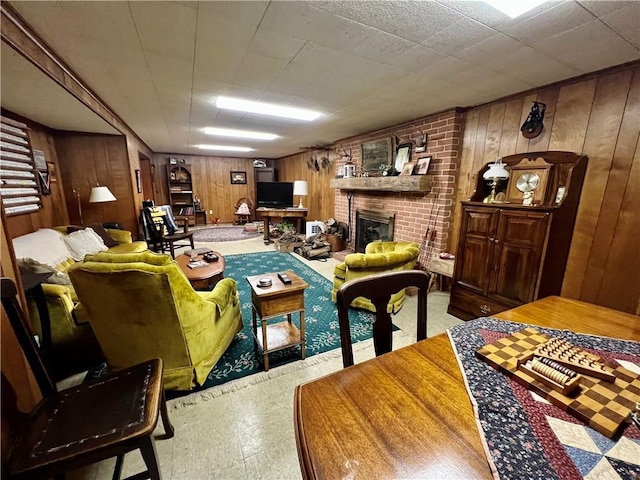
[167,163,194,225]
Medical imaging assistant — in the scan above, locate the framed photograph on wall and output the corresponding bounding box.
[394,142,412,173]
[230,171,247,184]
[416,156,432,175]
[361,137,393,174]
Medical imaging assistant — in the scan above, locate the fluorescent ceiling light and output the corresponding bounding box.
[204,127,279,140]
[215,96,322,121]
[483,0,547,18]
[196,144,254,152]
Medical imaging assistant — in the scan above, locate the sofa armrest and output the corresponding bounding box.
[344,250,417,270]
[106,228,133,244]
[202,278,239,315]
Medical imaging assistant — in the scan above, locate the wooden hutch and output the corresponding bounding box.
[448,151,588,320]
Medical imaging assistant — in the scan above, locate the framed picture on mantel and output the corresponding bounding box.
[361,138,393,174]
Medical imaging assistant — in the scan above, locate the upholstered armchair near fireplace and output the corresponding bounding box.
[68,251,243,390]
[331,240,420,313]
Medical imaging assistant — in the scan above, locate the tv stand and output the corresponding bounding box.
[255,208,308,244]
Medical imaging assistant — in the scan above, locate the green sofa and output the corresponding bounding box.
[12,226,147,368]
[331,240,420,313]
[68,251,243,390]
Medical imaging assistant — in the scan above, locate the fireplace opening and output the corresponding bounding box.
[355,210,395,252]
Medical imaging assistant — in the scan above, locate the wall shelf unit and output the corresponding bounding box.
[167,163,195,225]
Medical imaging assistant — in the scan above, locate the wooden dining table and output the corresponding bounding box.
[294,296,640,480]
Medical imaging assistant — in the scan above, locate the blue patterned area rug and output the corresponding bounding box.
[192,251,387,393]
[448,318,640,480]
[86,252,396,400]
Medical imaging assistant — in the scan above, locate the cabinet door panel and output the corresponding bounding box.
[489,211,549,304]
[455,208,498,295]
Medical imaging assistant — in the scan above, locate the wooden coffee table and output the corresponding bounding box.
[246,270,309,371]
[175,251,225,290]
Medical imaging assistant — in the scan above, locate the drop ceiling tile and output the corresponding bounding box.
[599,2,640,48]
[421,55,477,80]
[435,0,511,27]
[578,1,632,17]
[269,42,401,107]
[498,2,596,45]
[260,2,419,65]
[485,45,582,85]
[421,16,496,55]
[532,20,640,72]
[456,33,526,64]
[247,29,307,61]
[312,0,463,43]
[130,2,197,59]
[385,44,449,72]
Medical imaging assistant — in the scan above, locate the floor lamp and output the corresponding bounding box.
[73,186,117,225]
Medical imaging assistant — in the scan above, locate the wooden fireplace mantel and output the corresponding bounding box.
[330,175,432,192]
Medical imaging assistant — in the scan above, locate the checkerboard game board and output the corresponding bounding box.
[476,327,640,438]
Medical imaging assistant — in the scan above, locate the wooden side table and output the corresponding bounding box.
[175,251,225,290]
[246,270,309,371]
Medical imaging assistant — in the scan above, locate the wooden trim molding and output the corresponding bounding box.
[0,3,150,152]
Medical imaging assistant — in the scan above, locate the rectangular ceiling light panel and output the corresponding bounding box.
[215,96,322,121]
[483,0,547,18]
[203,127,279,140]
[197,144,254,152]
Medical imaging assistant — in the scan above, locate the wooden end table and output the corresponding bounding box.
[246,270,309,371]
[175,251,225,290]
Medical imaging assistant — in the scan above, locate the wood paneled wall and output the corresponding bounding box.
[55,133,139,234]
[453,62,640,315]
[276,151,335,223]
[152,153,257,224]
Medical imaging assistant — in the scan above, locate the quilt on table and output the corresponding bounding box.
[448,317,640,480]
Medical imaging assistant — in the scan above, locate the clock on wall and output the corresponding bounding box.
[506,157,552,205]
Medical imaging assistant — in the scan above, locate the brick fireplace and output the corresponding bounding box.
[333,108,463,269]
[355,210,395,252]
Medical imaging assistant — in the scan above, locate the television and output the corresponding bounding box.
[256,181,294,209]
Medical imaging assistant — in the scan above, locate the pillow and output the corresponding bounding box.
[63,228,108,261]
[12,229,73,269]
[67,223,118,247]
[17,258,72,285]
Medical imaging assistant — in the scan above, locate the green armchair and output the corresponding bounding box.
[68,251,243,390]
[331,241,420,313]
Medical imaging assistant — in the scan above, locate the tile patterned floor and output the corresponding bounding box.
[67,233,463,480]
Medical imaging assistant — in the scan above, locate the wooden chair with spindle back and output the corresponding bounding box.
[336,270,430,367]
[1,277,174,480]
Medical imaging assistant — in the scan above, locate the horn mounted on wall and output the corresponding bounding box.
[520,101,546,139]
[300,145,333,172]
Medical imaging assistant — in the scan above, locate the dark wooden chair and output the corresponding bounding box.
[1,277,174,480]
[336,270,430,367]
[140,206,194,258]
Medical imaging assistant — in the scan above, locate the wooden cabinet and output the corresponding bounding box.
[167,164,194,225]
[448,151,587,320]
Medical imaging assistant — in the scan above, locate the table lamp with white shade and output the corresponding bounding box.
[482,159,509,203]
[293,180,308,208]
